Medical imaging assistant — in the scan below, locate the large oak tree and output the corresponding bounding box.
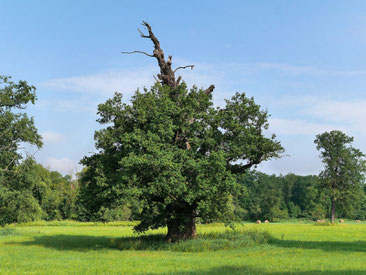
[80,22,284,241]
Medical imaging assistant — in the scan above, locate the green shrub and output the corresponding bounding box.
[0,189,42,226]
[311,205,327,220]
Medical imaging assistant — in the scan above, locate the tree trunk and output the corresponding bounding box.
[166,205,197,242]
[330,198,336,223]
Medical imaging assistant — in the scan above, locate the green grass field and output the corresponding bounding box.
[1,220,366,274]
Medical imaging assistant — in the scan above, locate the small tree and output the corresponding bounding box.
[314,130,366,223]
[81,22,284,241]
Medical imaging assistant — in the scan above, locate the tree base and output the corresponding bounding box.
[166,215,196,242]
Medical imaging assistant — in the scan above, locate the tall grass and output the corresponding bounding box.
[112,228,273,252]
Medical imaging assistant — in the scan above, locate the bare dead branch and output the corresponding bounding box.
[176,76,182,86]
[142,21,161,50]
[121,50,154,57]
[137,28,149,38]
[124,22,200,91]
[167,55,173,65]
[203,85,215,95]
[173,65,195,73]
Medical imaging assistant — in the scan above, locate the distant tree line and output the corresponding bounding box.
[234,171,366,222]
[0,75,78,225]
[2,162,366,226]
[0,159,78,226]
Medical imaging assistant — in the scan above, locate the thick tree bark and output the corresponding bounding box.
[165,204,197,242]
[330,197,336,223]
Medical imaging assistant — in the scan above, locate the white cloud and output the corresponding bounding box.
[40,66,157,97]
[262,96,366,175]
[44,157,81,176]
[39,62,229,108]
[41,131,66,144]
[249,62,366,76]
[38,61,366,115]
[269,118,344,136]
[39,61,366,101]
[306,100,366,123]
[272,96,366,136]
[253,63,326,75]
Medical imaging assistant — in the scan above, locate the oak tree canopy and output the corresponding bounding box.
[80,22,284,241]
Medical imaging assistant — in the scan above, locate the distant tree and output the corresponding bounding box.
[31,164,78,220]
[0,75,43,226]
[0,157,42,225]
[0,76,42,168]
[314,130,366,223]
[81,22,284,241]
[236,171,288,221]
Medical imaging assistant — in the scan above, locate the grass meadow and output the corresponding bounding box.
[1,220,366,274]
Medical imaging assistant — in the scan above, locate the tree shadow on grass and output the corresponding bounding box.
[271,238,366,253]
[7,235,116,251]
[7,230,272,252]
[8,233,366,254]
[6,234,169,251]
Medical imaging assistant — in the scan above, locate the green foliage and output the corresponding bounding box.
[315,130,366,222]
[0,75,43,226]
[234,171,347,221]
[95,206,132,222]
[30,164,78,221]
[80,82,283,237]
[0,187,42,226]
[76,167,138,222]
[0,157,78,226]
[0,76,42,170]
[236,171,289,221]
[311,205,327,220]
[0,75,79,225]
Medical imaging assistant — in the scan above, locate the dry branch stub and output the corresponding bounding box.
[122,21,215,94]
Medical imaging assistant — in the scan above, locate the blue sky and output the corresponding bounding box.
[2,0,366,175]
